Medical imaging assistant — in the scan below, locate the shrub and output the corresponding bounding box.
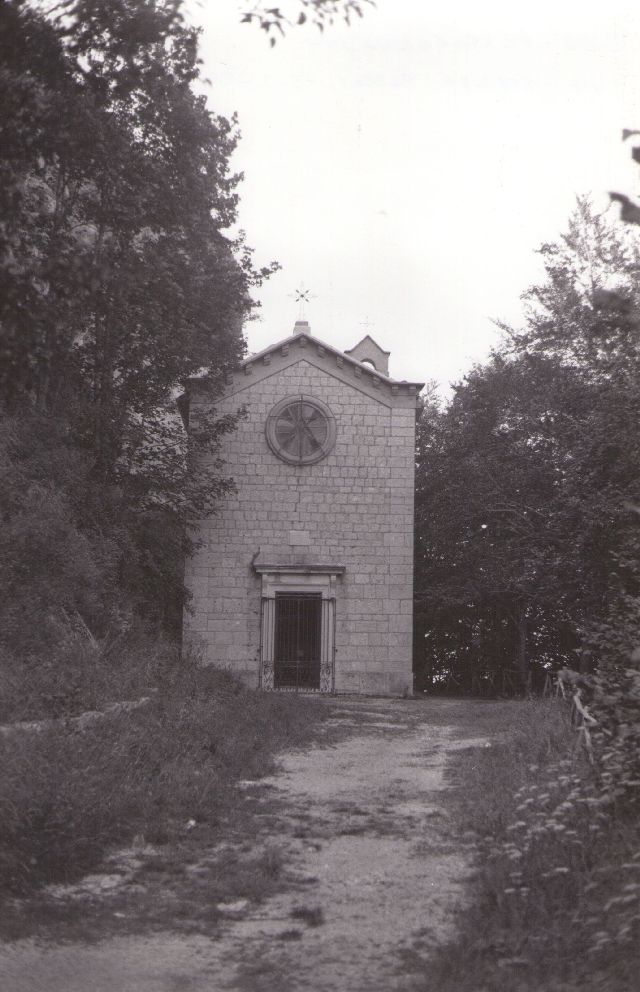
[427,698,640,992]
[0,632,177,723]
[590,660,640,814]
[0,414,122,657]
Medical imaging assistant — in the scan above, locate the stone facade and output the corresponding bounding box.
[183,323,423,696]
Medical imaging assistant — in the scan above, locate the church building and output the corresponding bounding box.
[183,322,424,695]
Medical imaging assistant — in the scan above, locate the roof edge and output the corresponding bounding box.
[238,330,424,390]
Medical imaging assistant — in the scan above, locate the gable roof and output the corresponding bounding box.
[182,323,424,420]
[234,322,423,400]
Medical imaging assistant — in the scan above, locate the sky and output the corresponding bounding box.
[189,0,640,394]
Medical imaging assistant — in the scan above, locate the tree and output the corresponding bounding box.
[415,201,640,692]
[415,355,586,690]
[239,0,375,44]
[506,197,640,380]
[1,1,271,432]
[0,0,274,639]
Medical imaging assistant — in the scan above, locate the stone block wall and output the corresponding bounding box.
[184,338,419,695]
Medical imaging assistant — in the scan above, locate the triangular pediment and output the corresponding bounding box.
[183,328,424,418]
[221,330,423,409]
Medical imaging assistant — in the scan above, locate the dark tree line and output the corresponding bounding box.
[0,0,273,657]
[414,199,640,692]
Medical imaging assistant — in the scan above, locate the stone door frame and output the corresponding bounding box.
[254,564,344,693]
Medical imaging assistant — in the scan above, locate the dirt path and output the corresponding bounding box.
[0,699,490,992]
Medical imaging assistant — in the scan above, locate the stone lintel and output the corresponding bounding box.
[253,563,346,576]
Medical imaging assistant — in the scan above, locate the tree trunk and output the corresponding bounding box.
[516,608,530,693]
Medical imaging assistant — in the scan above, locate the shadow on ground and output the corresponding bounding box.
[0,698,505,992]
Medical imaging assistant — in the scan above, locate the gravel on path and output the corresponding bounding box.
[0,698,489,992]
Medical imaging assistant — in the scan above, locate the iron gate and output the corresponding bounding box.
[274,592,322,689]
[260,593,335,692]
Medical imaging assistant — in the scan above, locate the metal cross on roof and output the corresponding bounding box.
[289,282,317,319]
[359,315,375,332]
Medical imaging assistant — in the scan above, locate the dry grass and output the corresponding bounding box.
[421,698,640,992]
[0,660,324,899]
[0,634,178,723]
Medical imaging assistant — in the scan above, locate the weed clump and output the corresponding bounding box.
[0,634,181,724]
[0,658,322,896]
[428,698,640,992]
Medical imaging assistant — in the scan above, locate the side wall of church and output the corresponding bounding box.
[184,356,416,695]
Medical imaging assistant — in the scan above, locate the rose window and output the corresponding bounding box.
[265,395,336,465]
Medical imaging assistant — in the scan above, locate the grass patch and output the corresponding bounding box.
[422,698,640,992]
[0,659,324,900]
[0,634,179,723]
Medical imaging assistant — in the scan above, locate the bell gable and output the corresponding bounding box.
[212,326,423,412]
